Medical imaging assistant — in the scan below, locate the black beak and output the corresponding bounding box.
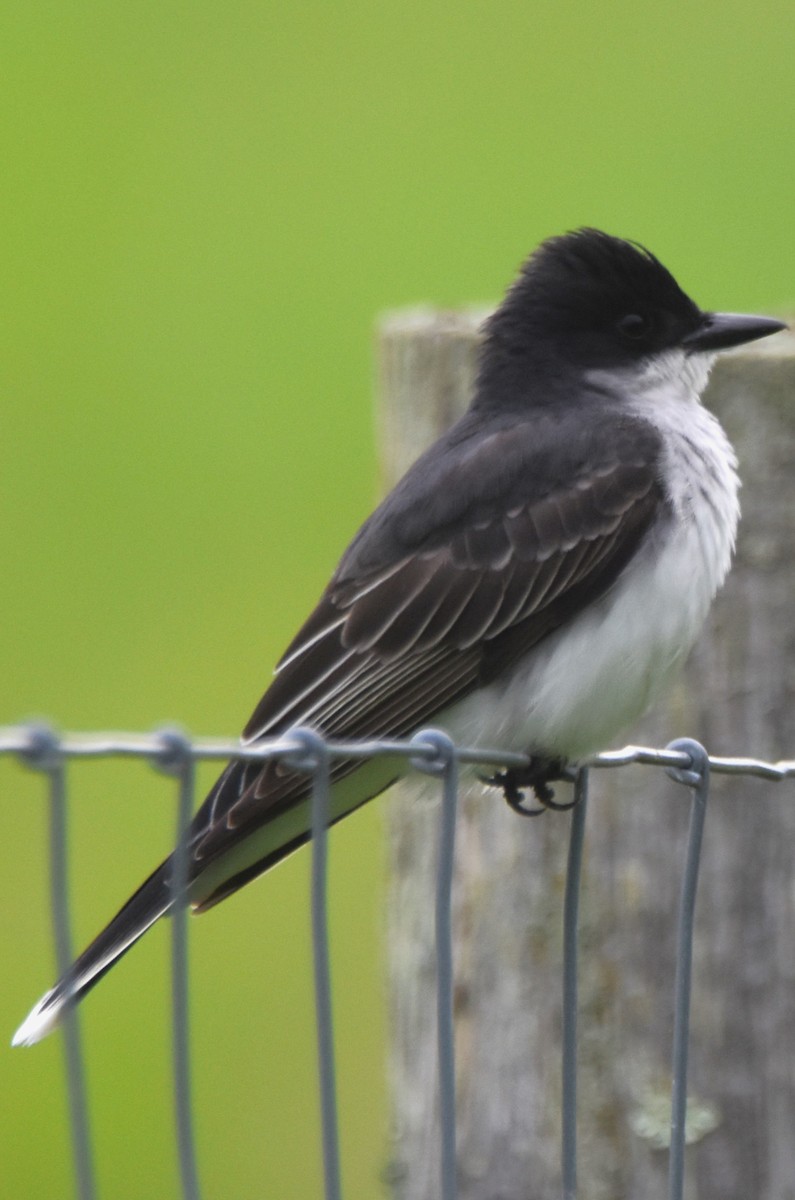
[683,311,788,353]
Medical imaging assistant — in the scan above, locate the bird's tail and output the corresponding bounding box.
[13,757,402,1047]
[12,859,173,1047]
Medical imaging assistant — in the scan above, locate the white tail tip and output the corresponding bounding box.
[12,994,62,1047]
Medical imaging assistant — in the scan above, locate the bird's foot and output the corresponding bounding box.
[482,756,574,817]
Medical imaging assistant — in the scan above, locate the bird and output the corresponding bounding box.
[13,227,786,1047]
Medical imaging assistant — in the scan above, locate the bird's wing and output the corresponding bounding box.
[191,423,664,882]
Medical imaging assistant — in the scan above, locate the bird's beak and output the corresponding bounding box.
[683,311,788,353]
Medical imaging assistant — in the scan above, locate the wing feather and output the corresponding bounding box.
[340,557,439,651]
[367,561,486,657]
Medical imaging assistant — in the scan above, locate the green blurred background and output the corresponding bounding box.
[2,2,794,1196]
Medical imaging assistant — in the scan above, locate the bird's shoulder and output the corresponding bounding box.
[335,404,663,581]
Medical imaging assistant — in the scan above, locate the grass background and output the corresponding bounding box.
[2,2,795,1196]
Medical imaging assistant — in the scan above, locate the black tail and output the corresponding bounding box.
[13,859,173,1046]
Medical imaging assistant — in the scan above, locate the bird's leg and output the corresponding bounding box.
[482,755,575,817]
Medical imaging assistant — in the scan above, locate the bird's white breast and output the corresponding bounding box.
[444,351,740,760]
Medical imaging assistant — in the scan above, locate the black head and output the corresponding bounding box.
[480,228,785,386]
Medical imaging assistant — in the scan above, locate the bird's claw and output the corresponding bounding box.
[480,757,575,817]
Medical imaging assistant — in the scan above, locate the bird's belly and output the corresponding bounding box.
[442,517,726,761]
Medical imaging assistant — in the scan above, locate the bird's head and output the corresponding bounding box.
[480,228,786,389]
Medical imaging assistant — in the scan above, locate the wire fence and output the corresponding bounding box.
[5,722,795,1200]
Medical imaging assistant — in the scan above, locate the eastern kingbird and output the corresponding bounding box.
[14,228,786,1046]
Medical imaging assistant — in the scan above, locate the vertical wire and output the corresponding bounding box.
[168,740,203,1200]
[44,738,97,1200]
[307,736,343,1200]
[664,739,710,1200]
[561,768,589,1200]
[434,747,459,1200]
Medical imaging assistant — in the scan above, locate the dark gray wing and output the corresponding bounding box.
[190,418,664,882]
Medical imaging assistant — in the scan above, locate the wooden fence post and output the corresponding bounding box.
[378,310,795,1200]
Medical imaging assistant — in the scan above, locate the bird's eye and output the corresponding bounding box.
[617,313,652,340]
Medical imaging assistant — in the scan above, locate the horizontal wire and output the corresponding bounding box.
[3,724,795,783]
